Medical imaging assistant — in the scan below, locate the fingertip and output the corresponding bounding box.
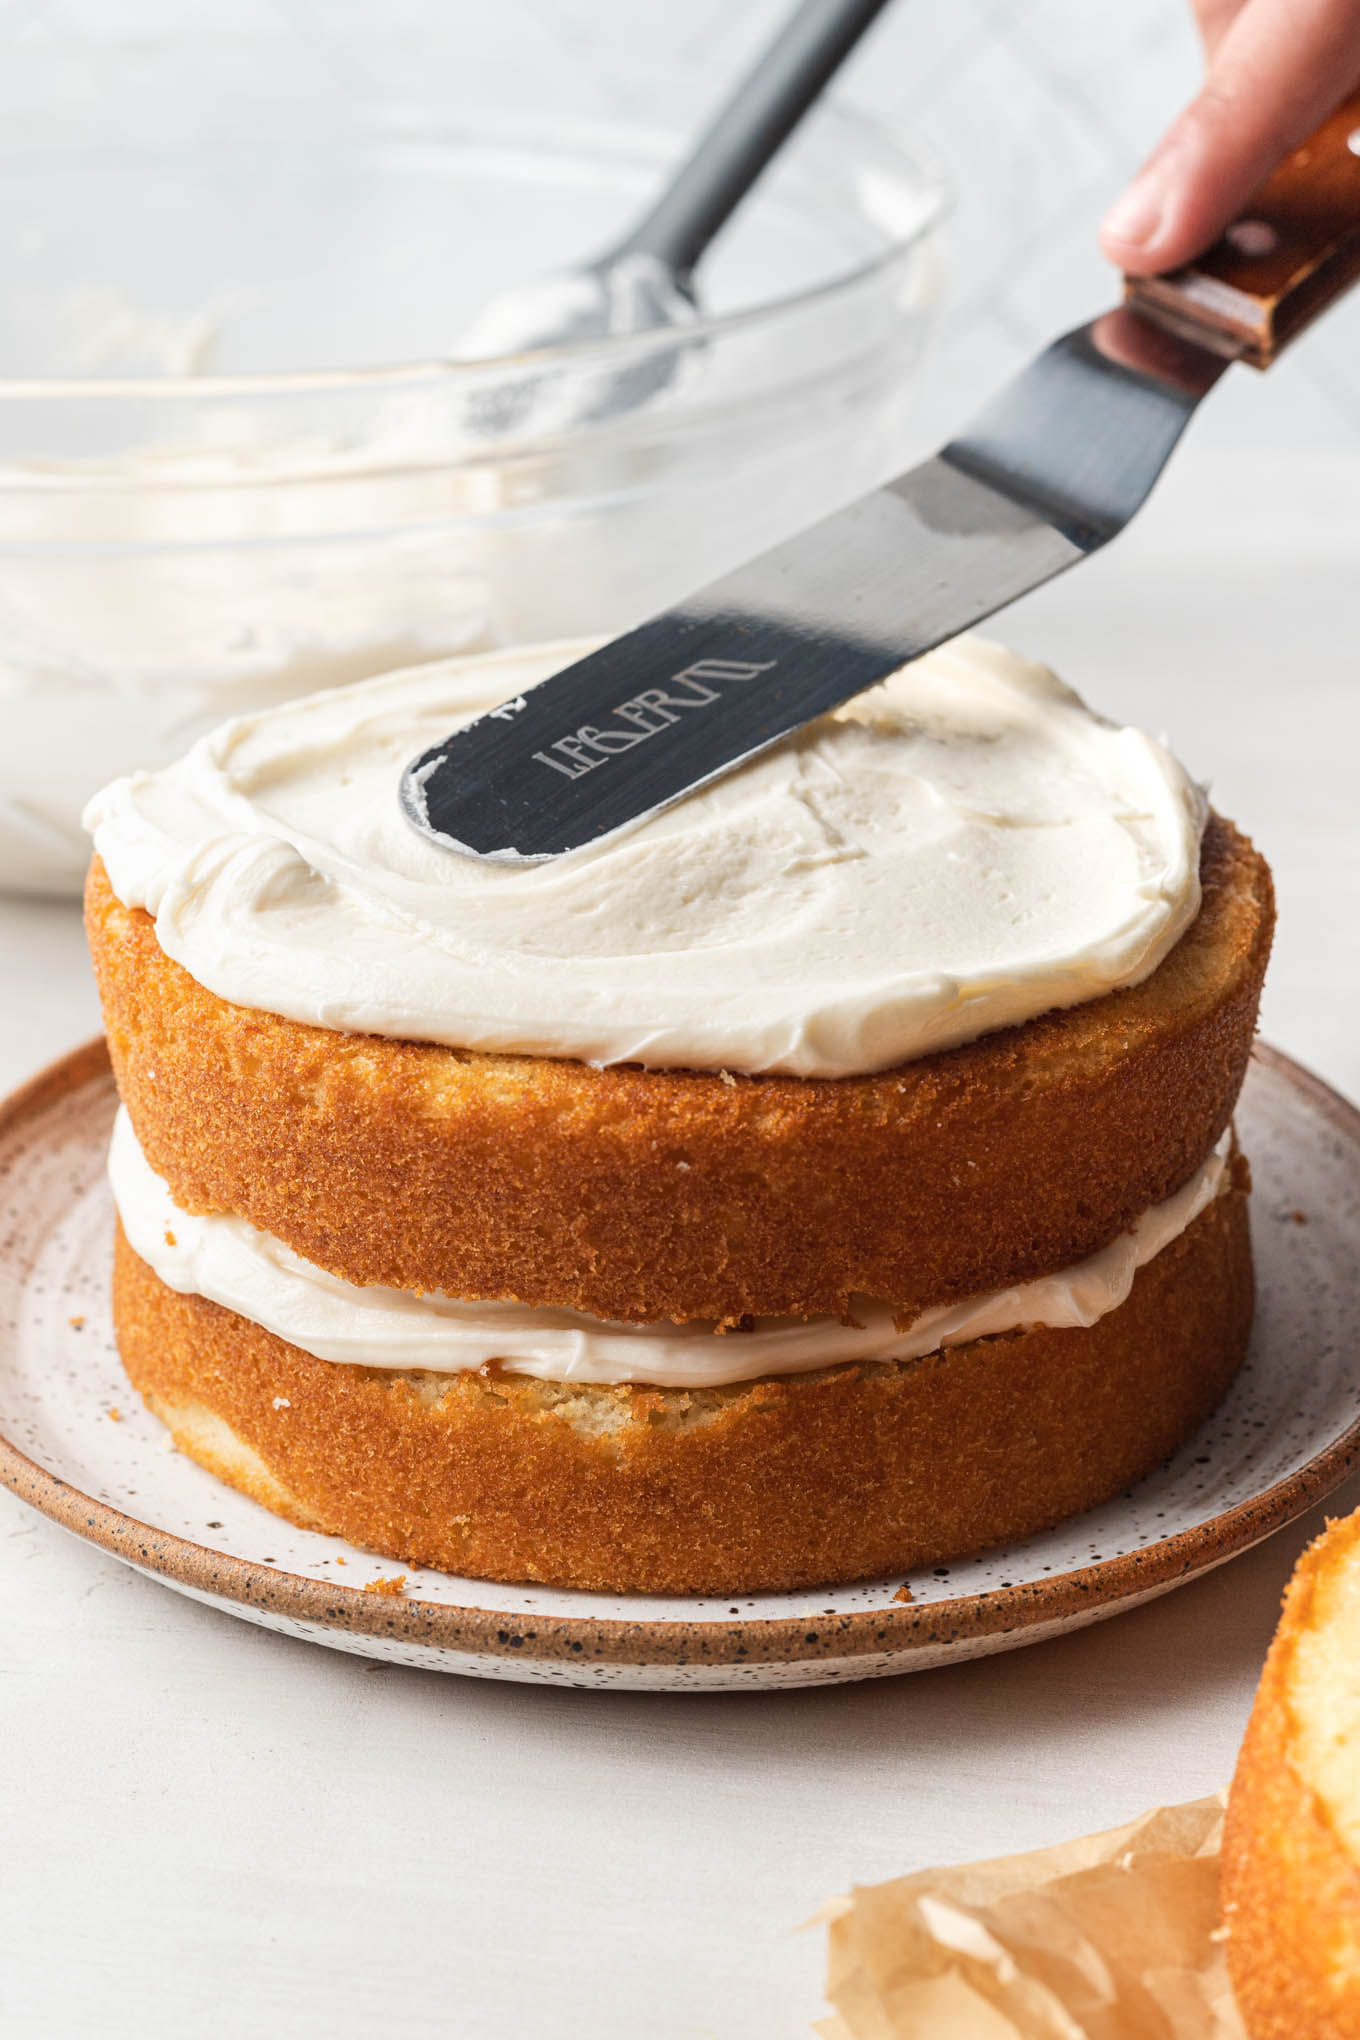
[1099,170,1170,273]
[1099,227,1165,278]
[1100,162,1233,278]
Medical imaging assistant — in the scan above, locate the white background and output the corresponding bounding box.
[3,4,1360,2036]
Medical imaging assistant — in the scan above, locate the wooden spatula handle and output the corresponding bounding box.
[1125,90,1360,368]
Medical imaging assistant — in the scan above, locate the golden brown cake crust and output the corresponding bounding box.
[113,1177,1252,1595]
[1224,1516,1360,2040]
[87,817,1272,1325]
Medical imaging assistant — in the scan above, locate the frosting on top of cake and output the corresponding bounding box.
[109,1108,1232,1390]
[85,634,1207,1077]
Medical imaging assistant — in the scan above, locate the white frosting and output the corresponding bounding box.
[111,1110,1232,1390]
[452,250,699,360]
[86,634,1207,1077]
[1,539,490,898]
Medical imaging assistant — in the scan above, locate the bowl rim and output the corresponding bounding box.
[0,100,948,405]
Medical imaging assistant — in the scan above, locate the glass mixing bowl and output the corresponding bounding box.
[0,25,944,894]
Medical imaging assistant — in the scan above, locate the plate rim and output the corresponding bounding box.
[2,1035,1358,1671]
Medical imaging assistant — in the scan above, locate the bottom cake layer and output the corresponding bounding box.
[112,1176,1254,1595]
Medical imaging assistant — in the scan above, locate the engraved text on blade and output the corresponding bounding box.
[532,660,776,780]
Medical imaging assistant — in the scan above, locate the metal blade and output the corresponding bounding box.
[403,308,1231,862]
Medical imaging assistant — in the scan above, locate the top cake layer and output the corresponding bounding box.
[85,634,1206,1077]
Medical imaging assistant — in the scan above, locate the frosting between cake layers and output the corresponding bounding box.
[84,633,1207,1078]
[110,1110,1232,1390]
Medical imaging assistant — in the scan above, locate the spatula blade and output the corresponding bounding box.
[403,309,1228,863]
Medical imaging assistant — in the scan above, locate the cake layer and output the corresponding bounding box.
[112,1173,1253,1595]
[88,813,1274,1324]
[1224,1515,1360,2039]
[111,1103,1233,1389]
[83,636,1207,1079]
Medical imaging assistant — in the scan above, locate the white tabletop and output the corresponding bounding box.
[2,445,1358,2040]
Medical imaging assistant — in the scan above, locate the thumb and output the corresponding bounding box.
[1101,0,1360,276]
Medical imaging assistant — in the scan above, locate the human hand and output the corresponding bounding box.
[1100,0,1360,275]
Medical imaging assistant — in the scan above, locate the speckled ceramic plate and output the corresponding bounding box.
[2,1038,1358,1690]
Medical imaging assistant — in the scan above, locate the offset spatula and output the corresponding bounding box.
[404,93,1360,863]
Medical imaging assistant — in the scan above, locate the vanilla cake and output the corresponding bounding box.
[1224,1514,1360,2038]
[84,635,1274,1593]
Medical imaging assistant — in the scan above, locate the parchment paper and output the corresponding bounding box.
[815,1791,1243,2040]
